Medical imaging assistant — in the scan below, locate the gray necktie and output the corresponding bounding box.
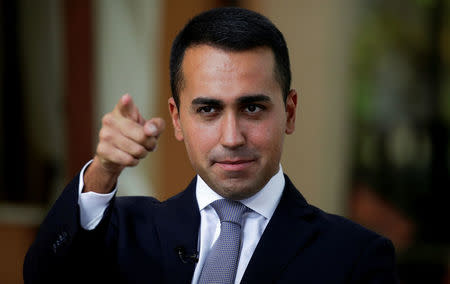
[198,199,248,284]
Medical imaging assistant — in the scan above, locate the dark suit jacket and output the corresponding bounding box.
[24,174,398,283]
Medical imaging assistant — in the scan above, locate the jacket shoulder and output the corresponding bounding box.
[312,205,386,242]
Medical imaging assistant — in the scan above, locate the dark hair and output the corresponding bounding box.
[170,7,291,107]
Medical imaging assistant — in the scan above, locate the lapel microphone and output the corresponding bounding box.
[175,246,199,264]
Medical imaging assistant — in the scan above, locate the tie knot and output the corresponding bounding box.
[211,199,247,225]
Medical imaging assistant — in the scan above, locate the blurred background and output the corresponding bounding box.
[0,0,449,283]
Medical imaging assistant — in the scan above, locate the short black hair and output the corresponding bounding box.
[170,7,291,107]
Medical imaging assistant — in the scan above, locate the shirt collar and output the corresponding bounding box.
[196,165,285,220]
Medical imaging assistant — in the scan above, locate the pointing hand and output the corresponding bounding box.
[84,94,165,193]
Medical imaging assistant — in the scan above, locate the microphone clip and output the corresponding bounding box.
[175,246,199,264]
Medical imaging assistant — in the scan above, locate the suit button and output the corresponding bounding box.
[52,231,69,253]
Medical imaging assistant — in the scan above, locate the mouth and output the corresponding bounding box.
[213,159,256,171]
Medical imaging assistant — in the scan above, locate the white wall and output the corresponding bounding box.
[94,0,162,196]
[245,0,360,214]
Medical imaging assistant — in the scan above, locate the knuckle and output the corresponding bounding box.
[96,144,105,156]
[130,159,139,167]
[102,113,112,126]
[133,145,147,158]
[125,156,139,167]
[135,130,147,144]
[99,128,111,141]
[96,146,115,166]
[97,144,113,161]
[123,155,134,166]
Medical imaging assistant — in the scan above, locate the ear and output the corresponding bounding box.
[285,89,298,134]
[168,97,184,141]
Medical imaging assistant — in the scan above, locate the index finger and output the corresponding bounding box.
[116,94,140,122]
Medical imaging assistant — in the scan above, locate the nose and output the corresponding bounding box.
[220,112,245,149]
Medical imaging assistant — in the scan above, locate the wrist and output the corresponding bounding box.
[83,156,121,193]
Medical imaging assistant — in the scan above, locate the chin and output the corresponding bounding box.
[216,182,260,201]
[198,168,266,200]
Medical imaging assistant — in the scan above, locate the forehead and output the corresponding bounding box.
[179,45,281,103]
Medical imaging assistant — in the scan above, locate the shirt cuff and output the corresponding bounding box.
[78,160,117,230]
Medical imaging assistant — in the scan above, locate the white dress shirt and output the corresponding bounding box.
[192,167,284,283]
[77,160,116,230]
[78,162,285,284]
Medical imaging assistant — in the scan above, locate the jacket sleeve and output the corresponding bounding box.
[23,173,117,283]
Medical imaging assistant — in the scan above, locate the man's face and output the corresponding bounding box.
[169,45,297,200]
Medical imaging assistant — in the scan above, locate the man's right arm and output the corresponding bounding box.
[24,94,165,282]
[78,94,165,229]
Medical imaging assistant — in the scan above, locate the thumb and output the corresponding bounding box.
[144,117,165,137]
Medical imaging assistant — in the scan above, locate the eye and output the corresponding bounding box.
[244,104,263,113]
[197,106,215,113]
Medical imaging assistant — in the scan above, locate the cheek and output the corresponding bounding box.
[182,119,219,159]
[247,119,285,152]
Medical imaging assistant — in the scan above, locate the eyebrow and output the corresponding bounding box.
[191,94,272,106]
[191,97,223,106]
[237,94,272,104]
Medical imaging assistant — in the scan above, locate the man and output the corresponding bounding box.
[24,7,397,283]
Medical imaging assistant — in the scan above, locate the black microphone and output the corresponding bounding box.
[175,246,199,264]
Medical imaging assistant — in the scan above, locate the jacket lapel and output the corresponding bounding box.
[154,177,201,283]
[240,175,319,283]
